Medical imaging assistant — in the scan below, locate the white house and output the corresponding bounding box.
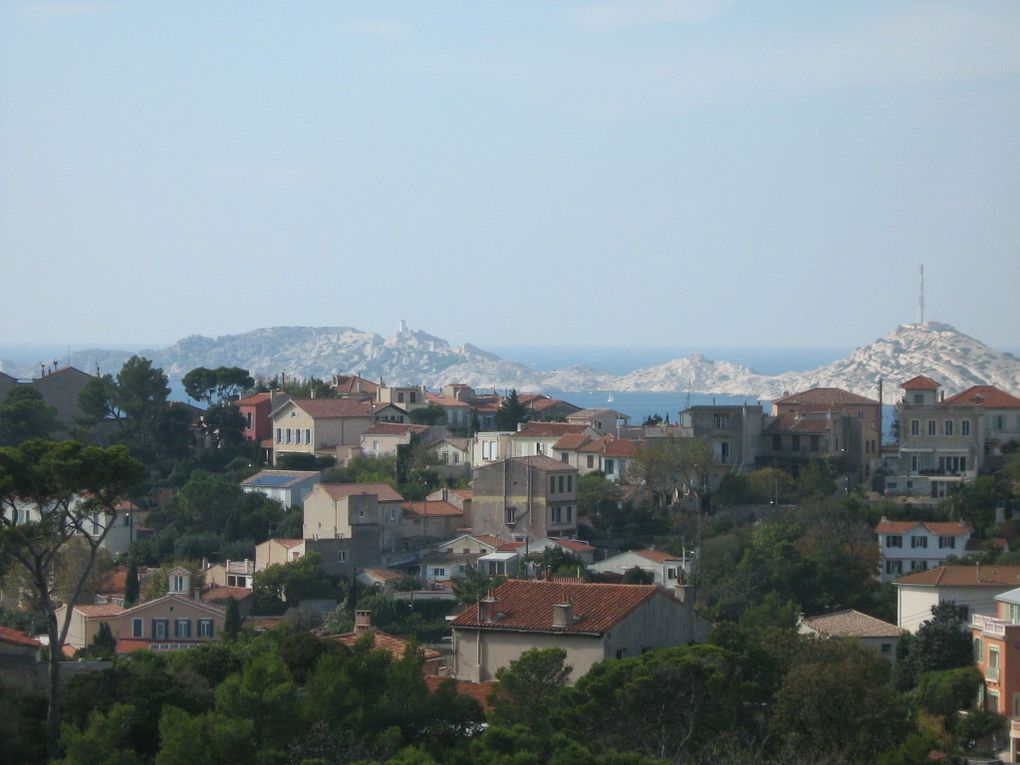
[876,519,972,582]
[240,470,321,508]
[798,609,904,663]
[894,565,1020,633]
[588,548,691,587]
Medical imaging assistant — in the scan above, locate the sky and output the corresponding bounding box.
[2,1,1019,352]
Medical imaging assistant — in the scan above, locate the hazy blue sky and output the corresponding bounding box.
[2,1,1018,350]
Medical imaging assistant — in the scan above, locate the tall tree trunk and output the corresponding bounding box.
[46,609,62,759]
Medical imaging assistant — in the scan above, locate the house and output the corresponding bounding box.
[201,586,254,617]
[331,610,444,675]
[302,482,405,551]
[360,422,430,458]
[601,438,639,482]
[566,408,630,437]
[425,392,475,430]
[254,538,305,570]
[525,396,582,421]
[510,422,597,459]
[678,404,764,490]
[471,456,579,542]
[450,579,710,683]
[429,438,472,472]
[437,533,500,558]
[401,500,464,541]
[55,568,225,653]
[236,391,290,446]
[240,469,320,508]
[893,565,1020,633]
[472,431,513,466]
[513,536,597,566]
[876,518,972,582]
[971,587,1020,728]
[0,626,42,661]
[798,609,903,663]
[942,385,1020,467]
[377,384,426,411]
[357,567,405,595]
[330,375,378,400]
[426,488,473,527]
[888,376,984,498]
[270,398,395,465]
[588,548,690,587]
[203,558,255,589]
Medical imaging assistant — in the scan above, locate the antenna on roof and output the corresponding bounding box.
[918,264,925,326]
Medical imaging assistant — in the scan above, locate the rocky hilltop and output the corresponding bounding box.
[3,321,1017,399]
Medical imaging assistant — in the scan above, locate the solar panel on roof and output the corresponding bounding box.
[250,475,296,487]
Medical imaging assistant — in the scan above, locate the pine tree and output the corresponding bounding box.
[124,559,139,607]
[495,389,528,432]
[224,596,241,641]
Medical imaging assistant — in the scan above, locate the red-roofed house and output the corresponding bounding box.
[331,610,444,675]
[566,408,630,437]
[237,391,290,446]
[0,626,42,661]
[450,579,710,683]
[876,518,972,582]
[510,422,597,459]
[270,398,406,465]
[255,538,305,571]
[942,385,1020,460]
[472,456,580,543]
[589,548,691,587]
[303,482,406,552]
[401,500,464,540]
[360,422,430,458]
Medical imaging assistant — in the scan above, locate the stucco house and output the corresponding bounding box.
[240,469,320,508]
[271,398,404,465]
[360,422,430,458]
[876,518,972,582]
[302,482,405,550]
[589,548,690,587]
[510,422,598,458]
[255,538,305,570]
[971,587,1020,729]
[894,565,1020,633]
[450,579,710,683]
[798,609,903,663]
[471,456,579,542]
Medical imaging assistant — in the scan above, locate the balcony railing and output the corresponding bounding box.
[986,666,1001,682]
[225,560,255,575]
[972,613,1007,637]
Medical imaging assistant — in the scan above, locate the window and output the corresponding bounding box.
[566,506,572,523]
[666,567,678,580]
[885,560,903,575]
[974,637,983,662]
[713,414,730,428]
[132,618,143,638]
[389,508,398,521]
[462,548,471,555]
[293,429,301,444]
[957,605,970,621]
[911,455,919,472]
[305,428,311,444]
[152,619,169,640]
[720,442,731,462]
[558,475,565,493]
[791,435,800,452]
[604,459,614,474]
[409,391,417,404]
[587,455,595,468]
[285,428,292,444]
[567,475,573,492]
[505,507,516,524]
[561,452,569,463]
[928,420,937,436]
[913,394,924,404]
[337,550,348,563]
[198,620,214,638]
[172,574,185,592]
[276,428,282,443]
[938,536,956,549]
[995,415,1006,431]
[549,477,556,494]
[482,441,495,461]
[1011,603,1020,625]
[550,506,563,523]
[245,412,253,429]
[174,618,191,638]
[453,452,460,464]
[881,643,892,654]
[910,560,928,571]
[810,435,820,452]
[772,434,781,451]
[911,536,928,548]
[910,420,920,436]
[397,392,404,403]
[885,535,902,548]
[960,420,970,436]
[434,568,446,577]
[944,420,954,436]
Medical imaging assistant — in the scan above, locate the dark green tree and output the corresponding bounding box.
[491,647,571,735]
[76,373,122,426]
[182,367,254,406]
[896,602,973,689]
[622,566,655,584]
[224,597,241,641]
[115,356,170,448]
[0,439,145,759]
[408,404,447,425]
[495,389,528,431]
[0,386,60,445]
[124,559,139,607]
[80,621,117,659]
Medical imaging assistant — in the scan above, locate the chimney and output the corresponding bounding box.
[479,594,498,624]
[552,600,574,629]
[354,609,373,633]
[674,582,694,604]
[192,587,201,601]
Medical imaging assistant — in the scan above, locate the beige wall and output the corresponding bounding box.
[453,627,606,683]
[255,539,304,571]
[112,597,224,642]
[273,405,373,464]
[54,607,100,650]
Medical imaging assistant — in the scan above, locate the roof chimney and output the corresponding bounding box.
[354,609,373,633]
[479,593,498,624]
[552,600,574,630]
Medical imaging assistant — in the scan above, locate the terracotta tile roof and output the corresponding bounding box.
[201,586,253,603]
[115,639,155,654]
[332,629,441,661]
[424,676,495,713]
[473,533,499,548]
[517,393,548,405]
[272,538,305,549]
[497,541,525,552]
[530,398,575,412]
[512,422,590,438]
[894,565,1020,587]
[876,520,971,536]
[801,609,903,639]
[285,399,375,419]
[603,439,639,457]
[942,385,1020,409]
[426,393,472,408]
[319,483,405,503]
[331,375,379,395]
[0,626,42,648]
[450,579,660,635]
[773,387,880,408]
[403,501,464,518]
[361,568,405,582]
[363,422,429,436]
[554,538,595,553]
[577,435,616,454]
[567,408,627,420]
[98,567,128,595]
[764,415,834,434]
[552,433,594,451]
[236,392,271,406]
[902,375,941,391]
[451,489,473,500]
[635,549,681,564]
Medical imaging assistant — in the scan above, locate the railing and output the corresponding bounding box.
[972,613,1007,637]
[225,560,255,575]
[986,665,1001,682]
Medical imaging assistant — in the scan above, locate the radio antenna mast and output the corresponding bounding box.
[917,265,925,326]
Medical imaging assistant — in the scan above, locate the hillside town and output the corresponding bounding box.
[2,353,1020,764]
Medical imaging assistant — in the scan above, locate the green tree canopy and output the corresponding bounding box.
[495,389,528,432]
[0,386,60,445]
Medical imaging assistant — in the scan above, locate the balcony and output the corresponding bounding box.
[986,665,1001,682]
[225,559,255,575]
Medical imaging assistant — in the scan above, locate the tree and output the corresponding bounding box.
[915,666,982,727]
[115,356,171,449]
[54,703,146,765]
[628,438,712,509]
[80,621,117,659]
[0,386,60,445]
[897,602,973,689]
[408,405,447,426]
[0,439,145,759]
[182,367,253,447]
[224,597,241,641]
[124,559,139,607]
[491,647,571,735]
[451,565,504,605]
[76,374,122,427]
[495,389,528,432]
[622,566,655,584]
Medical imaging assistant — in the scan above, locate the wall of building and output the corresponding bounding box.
[452,627,606,683]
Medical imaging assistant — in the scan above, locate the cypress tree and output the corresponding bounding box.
[124,560,139,607]
[224,596,241,641]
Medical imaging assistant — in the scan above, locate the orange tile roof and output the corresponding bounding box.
[287,399,375,418]
[424,676,495,713]
[98,567,128,594]
[773,387,880,407]
[942,385,1020,409]
[201,586,253,603]
[555,538,595,553]
[894,565,1020,587]
[403,501,464,517]
[635,549,681,563]
[361,568,405,582]
[902,375,941,391]
[451,489,474,499]
[332,375,379,395]
[0,626,41,648]
[801,609,902,638]
[450,579,660,635]
[332,629,441,660]
[74,604,125,617]
[473,533,499,548]
[577,435,615,454]
[552,433,594,451]
[319,482,405,503]
[363,422,429,436]
[876,520,971,536]
[426,393,472,408]
[236,392,271,406]
[603,439,639,457]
